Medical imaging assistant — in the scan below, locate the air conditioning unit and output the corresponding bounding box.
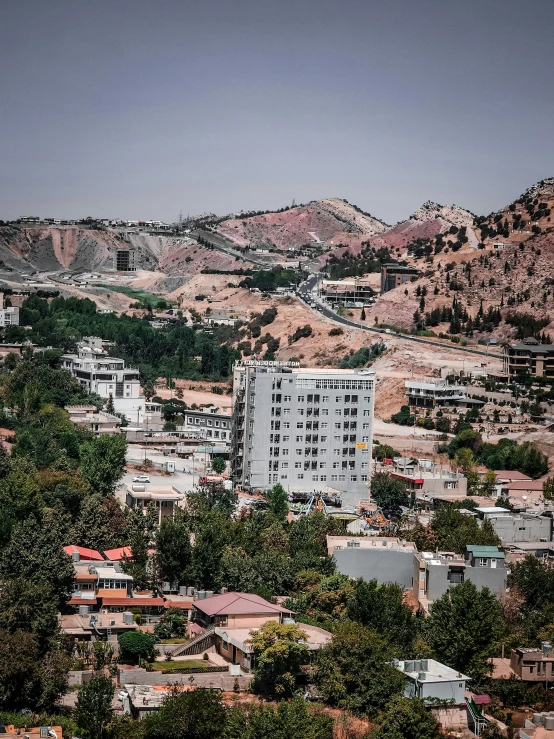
[109,620,116,626]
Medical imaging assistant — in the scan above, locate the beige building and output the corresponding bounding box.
[125,485,184,524]
[66,405,122,435]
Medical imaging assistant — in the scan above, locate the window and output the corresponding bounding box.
[295,462,302,468]
[312,474,318,482]
[283,422,290,429]
[297,422,304,429]
[361,474,368,482]
[297,473,304,480]
[478,558,487,567]
[280,475,288,480]
[350,475,357,482]
[321,435,327,442]
[334,423,341,430]
[321,409,329,416]
[319,448,327,455]
[283,408,291,415]
[282,449,289,456]
[297,395,304,402]
[284,395,291,402]
[335,409,342,415]
[334,449,340,456]
[333,462,339,469]
[335,396,342,403]
[363,410,371,416]
[339,475,345,481]
[283,435,290,442]
[319,462,326,469]
[321,422,328,429]
[322,396,329,402]
[298,409,304,416]
[331,475,338,482]
[296,436,303,442]
[295,449,302,455]
[320,475,327,481]
[364,396,371,403]
[361,462,368,469]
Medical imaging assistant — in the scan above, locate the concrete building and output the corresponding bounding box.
[60,337,145,422]
[473,507,552,544]
[181,407,231,443]
[414,545,507,610]
[511,643,554,682]
[230,360,375,498]
[504,337,554,380]
[327,535,417,587]
[65,405,122,435]
[114,249,136,272]
[395,658,470,705]
[0,293,20,327]
[380,263,419,293]
[405,379,483,411]
[125,485,184,524]
[389,457,468,498]
[318,278,375,306]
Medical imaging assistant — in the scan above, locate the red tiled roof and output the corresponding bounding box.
[69,596,98,605]
[164,599,193,609]
[64,545,104,561]
[103,546,133,561]
[101,597,165,607]
[193,592,293,617]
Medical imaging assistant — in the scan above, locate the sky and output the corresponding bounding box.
[1,0,553,224]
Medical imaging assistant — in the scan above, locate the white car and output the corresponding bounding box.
[117,690,128,702]
[132,475,150,484]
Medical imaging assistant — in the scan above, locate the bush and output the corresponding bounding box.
[329,327,344,336]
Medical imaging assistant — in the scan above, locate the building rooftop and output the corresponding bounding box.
[214,622,332,653]
[91,567,133,580]
[395,658,469,684]
[493,470,533,481]
[63,544,104,561]
[466,545,505,559]
[126,485,184,501]
[103,546,133,561]
[193,592,293,617]
[327,535,416,555]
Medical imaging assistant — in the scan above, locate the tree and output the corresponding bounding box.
[80,434,127,495]
[314,622,405,715]
[75,675,114,739]
[455,447,480,493]
[265,482,289,520]
[543,477,554,501]
[360,306,366,321]
[225,697,334,739]
[71,494,129,551]
[0,513,75,608]
[156,511,193,587]
[105,394,115,414]
[118,631,156,664]
[347,579,418,651]
[370,472,409,517]
[431,506,499,554]
[248,621,311,697]
[142,688,227,739]
[0,578,59,653]
[426,580,504,679]
[211,456,226,475]
[372,695,442,739]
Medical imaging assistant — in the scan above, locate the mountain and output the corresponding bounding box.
[216,198,389,251]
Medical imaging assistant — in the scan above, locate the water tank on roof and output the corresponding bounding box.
[197,590,206,600]
[545,716,554,731]
[205,590,214,599]
[420,659,429,671]
[179,586,187,596]
[78,605,90,616]
[418,672,426,681]
[404,661,414,673]
[72,551,80,562]
[187,587,195,597]
[123,611,134,625]
[132,484,146,492]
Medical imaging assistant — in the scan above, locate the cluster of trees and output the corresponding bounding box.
[325,243,393,280]
[14,295,239,386]
[339,343,386,369]
[239,267,299,292]
[505,311,551,340]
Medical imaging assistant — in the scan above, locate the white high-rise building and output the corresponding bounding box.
[231,360,375,499]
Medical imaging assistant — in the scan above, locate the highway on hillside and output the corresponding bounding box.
[296,275,503,361]
[192,229,272,267]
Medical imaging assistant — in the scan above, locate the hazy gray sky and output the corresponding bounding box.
[1,0,553,224]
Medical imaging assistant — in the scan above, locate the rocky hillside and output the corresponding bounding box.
[216,198,389,251]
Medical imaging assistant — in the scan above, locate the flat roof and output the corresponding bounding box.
[92,567,133,580]
[476,506,511,514]
[327,535,416,553]
[396,659,469,683]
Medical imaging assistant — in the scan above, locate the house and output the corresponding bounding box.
[394,658,469,705]
[380,264,419,293]
[203,314,236,327]
[504,541,554,565]
[327,535,417,587]
[0,294,20,328]
[125,485,184,524]
[414,545,507,611]
[173,592,332,672]
[389,457,468,499]
[0,725,63,739]
[511,642,554,682]
[60,337,144,422]
[405,379,484,411]
[473,507,552,544]
[63,545,104,562]
[65,405,122,435]
[504,337,554,380]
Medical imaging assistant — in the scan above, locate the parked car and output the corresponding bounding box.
[132,475,150,484]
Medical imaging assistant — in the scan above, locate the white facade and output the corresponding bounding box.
[60,338,144,421]
[395,659,469,705]
[231,361,375,498]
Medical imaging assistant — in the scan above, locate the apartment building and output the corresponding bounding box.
[60,337,145,421]
[0,293,20,327]
[413,545,507,610]
[504,336,554,379]
[405,379,483,411]
[230,361,375,497]
[389,457,468,498]
[181,408,231,442]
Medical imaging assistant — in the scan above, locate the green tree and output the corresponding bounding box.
[156,511,193,587]
[71,494,129,551]
[80,434,127,495]
[0,578,59,652]
[347,579,418,651]
[265,482,289,520]
[225,697,334,739]
[118,631,156,664]
[431,506,499,553]
[211,456,226,475]
[0,513,74,608]
[372,695,441,739]
[248,621,311,697]
[426,580,504,679]
[314,621,405,715]
[543,477,554,501]
[142,688,226,739]
[370,472,409,517]
[75,674,114,739]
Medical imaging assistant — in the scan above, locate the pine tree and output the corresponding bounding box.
[360,306,366,321]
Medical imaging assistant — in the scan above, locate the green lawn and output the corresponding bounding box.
[151,660,208,671]
[99,284,173,308]
[159,637,189,644]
